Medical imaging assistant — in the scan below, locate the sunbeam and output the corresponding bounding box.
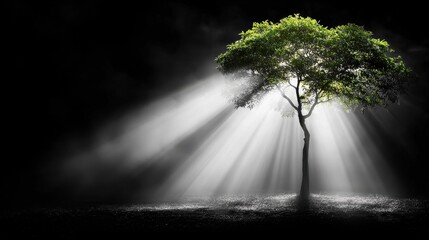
[309,105,397,195]
[51,73,399,202]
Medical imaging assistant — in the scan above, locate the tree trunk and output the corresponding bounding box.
[298,114,310,200]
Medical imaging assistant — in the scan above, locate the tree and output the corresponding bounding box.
[215,14,411,199]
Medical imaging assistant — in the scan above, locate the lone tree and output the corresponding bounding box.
[215,15,411,199]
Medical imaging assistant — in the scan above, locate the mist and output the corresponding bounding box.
[5,1,429,205]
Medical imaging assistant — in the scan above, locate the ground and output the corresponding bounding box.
[1,194,428,239]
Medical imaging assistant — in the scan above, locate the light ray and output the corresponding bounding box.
[51,73,400,201]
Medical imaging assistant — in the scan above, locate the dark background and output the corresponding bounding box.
[4,0,429,205]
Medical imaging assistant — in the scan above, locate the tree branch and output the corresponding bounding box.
[317,98,333,104]
[296,76,302,111]
[287,78,297,89]
[276,84,298,111]
[303,93,319,119]
[301,81,334,118]
[303,94,333,119]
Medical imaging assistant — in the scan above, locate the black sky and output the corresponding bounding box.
[5,0,429,204]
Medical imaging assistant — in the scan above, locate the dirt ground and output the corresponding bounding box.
[1,194,428,239]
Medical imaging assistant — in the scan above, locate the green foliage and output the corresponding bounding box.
[215,14,411,112]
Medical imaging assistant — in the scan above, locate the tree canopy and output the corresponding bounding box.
[215,14,411,115]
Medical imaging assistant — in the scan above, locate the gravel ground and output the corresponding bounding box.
[1,194,428,239]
